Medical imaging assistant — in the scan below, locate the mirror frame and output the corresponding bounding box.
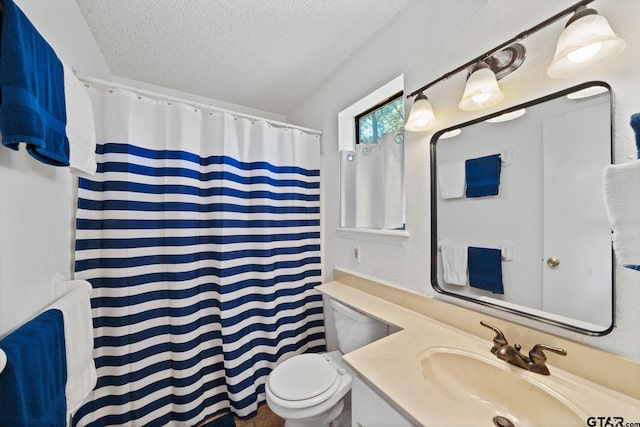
[429,81,615,336]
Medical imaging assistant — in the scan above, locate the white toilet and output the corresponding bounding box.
[265,299,387,427]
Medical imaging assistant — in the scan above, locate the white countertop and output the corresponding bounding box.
[317,281,640,426]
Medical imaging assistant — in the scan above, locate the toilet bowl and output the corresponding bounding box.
[265,300,387,427]
[265,351,351,427]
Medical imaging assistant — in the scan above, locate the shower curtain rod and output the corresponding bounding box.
[78,76,323,136]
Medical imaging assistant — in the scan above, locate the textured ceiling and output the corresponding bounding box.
[75,0,415,116]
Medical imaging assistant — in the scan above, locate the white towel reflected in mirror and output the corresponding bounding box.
[438,160,466,199]
[440,240,468,286]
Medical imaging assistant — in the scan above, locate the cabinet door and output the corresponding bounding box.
[352,376,415,427]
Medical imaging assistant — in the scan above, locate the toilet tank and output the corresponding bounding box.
[330,300,387,354]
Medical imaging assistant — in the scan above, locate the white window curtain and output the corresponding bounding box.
[340,130,405,229]
[73,86,324,426]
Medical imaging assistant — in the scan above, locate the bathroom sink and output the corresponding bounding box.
[418,348,586,427]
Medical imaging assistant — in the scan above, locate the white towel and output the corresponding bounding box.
[48,282,97,417]
[603,160,640,268]
[63,65,97,176]
[441,241,468,286]
[438,160,465,199]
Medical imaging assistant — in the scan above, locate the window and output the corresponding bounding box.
[338,75,404,153]
[355,92,404,145]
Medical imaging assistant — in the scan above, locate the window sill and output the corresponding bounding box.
[336,227,410,242]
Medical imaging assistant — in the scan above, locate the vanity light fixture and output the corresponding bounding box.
[405,92,438,132]
[458,63,505,111]
[405,0,624,132]
[547,6,626,78]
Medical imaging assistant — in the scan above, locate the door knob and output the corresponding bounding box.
[546,257,560,267]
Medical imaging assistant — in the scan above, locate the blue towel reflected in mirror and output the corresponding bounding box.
[465,154,501,198]
[468,247,504,294]
[630,113,640,159]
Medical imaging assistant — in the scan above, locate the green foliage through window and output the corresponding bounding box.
[356,93,404,145]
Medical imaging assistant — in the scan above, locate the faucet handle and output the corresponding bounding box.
[480,321,508,354]
[528,344,567,374]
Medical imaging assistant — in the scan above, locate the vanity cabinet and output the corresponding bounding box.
[352,376,415,427]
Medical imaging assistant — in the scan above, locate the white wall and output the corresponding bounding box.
[0,0,111,336]
[287,0,640,360]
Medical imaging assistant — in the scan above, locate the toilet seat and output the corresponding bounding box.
[267,354,341,409]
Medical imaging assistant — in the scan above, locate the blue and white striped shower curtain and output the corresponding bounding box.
[73,88,325,426]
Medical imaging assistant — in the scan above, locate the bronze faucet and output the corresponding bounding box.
[480,321,567,375]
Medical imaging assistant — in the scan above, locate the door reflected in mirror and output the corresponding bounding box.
[431,82,613,335]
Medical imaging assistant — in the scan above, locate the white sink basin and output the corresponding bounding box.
[418,347,586,427]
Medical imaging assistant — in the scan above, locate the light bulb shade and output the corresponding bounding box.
[458,66,504,111]
[485,108,526,123]
[547,13,626,78]
[405,94,437,131]
[566,85,608,100]
[439,128,462,139]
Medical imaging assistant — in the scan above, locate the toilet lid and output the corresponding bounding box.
[268,354,339,402]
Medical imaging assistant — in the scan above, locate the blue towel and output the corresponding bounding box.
[468,247,504,294]
[630,113,640,159]
[0,0,69,166]
[0,309,67,427]
[465,154,501,197]
[624,113,640,270]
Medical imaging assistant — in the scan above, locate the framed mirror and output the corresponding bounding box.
[430,81,613,335]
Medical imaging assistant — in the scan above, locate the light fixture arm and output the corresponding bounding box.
[407,0,596,99]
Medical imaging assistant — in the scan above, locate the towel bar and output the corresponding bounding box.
[500,243,514,262]
[53,273,92,298]
[437,240,514,261]
[0,277,92,376]
[499,148,513,165]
